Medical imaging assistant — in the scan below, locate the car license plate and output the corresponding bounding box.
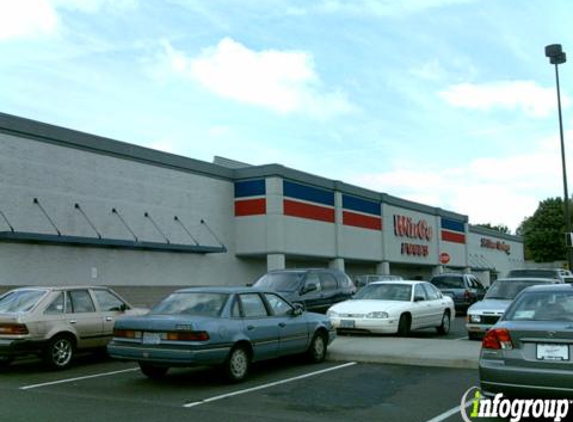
[340,319,355,328]
[536,344,569,361]
[142,332,161,345]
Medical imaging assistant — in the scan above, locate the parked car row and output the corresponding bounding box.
[0,282,336,382]
[4,266,570,393]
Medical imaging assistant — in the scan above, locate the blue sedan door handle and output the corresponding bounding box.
[278,322,286,328]
[247,325,255,330]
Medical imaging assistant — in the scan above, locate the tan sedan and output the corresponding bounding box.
[0,286,147,370]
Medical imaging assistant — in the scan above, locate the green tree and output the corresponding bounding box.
[517,197,572,262]
[474,223,510,234]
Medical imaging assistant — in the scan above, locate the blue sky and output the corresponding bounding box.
[1,0,572,232]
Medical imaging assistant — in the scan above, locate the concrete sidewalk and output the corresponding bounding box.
[326,336,481,369]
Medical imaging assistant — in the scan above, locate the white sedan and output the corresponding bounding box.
[326,281,455,336]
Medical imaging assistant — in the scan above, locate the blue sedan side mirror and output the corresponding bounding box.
[292,303,304,316]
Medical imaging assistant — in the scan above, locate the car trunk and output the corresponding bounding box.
[502,321,573,371]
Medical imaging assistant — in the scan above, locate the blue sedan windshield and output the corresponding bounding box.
[150,293,229,317]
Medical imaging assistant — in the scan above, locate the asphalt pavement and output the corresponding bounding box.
[326,316,482,369]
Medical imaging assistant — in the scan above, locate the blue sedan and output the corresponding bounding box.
[107,287,336,382]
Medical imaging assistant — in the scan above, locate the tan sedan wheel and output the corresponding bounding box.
[44,335,75,370]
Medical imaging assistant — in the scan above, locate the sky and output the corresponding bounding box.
[1,0,573,234]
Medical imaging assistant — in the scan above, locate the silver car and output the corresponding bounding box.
[0,286,147,370]
[479,284,573,397]
[466,278,557,340]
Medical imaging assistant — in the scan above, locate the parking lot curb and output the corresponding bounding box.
[326,336,480,369]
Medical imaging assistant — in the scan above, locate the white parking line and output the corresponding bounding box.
[183,362,357,408]
[20,367,139,390]
[454,336,469,341]
[423,400,472,422]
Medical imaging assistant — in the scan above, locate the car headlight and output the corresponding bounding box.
[327,310,338,318]
[366,311,389,319]
[468,314,481,323]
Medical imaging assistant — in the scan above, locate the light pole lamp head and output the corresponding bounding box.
[546,44,567,64]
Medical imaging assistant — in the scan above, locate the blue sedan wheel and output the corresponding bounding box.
[307,333,327,363]
[225,346,250,382]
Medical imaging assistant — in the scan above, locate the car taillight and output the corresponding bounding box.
[0,323,29,335]
[482,328,513,350]
[464,290,476,299]
[166,331,210,341]
[113,329,141,339]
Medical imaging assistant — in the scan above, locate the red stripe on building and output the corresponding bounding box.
[441,230,466,244]
[235,198,266,216]
[343,211,382,230]
[283,199,335,223]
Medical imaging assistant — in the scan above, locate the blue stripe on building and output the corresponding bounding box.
[342,195,381,216]
[441,218,465,233]
[234,179,266,198]
[283,180,334,206]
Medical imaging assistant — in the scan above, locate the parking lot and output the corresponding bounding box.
[1,356,480,422]
[0,316,491,422]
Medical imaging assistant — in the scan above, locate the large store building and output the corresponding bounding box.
[0,113,524,305]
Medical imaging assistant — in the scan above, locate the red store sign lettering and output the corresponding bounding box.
[481,238,511,255]
[394,215,433,240]
[394,215,433,257]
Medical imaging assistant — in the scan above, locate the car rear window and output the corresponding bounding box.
[0,289,48,313]
[254,272,305,292]
[430,276,464,289]
[151,292,228,317]
[505,290,573,322]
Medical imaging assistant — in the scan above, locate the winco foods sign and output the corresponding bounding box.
[394,215,433,257]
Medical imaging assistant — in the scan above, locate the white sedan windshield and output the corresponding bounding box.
[354,284,412,301]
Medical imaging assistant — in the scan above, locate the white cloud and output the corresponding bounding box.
[352,134,570,232]
[0,0,58,41]
[439,81,570,117]
[0,0,136,41]
[161,37,355,118]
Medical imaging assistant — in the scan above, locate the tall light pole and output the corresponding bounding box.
[545,44,572,270]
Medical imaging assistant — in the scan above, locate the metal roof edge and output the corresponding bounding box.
[0,112,234,180]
